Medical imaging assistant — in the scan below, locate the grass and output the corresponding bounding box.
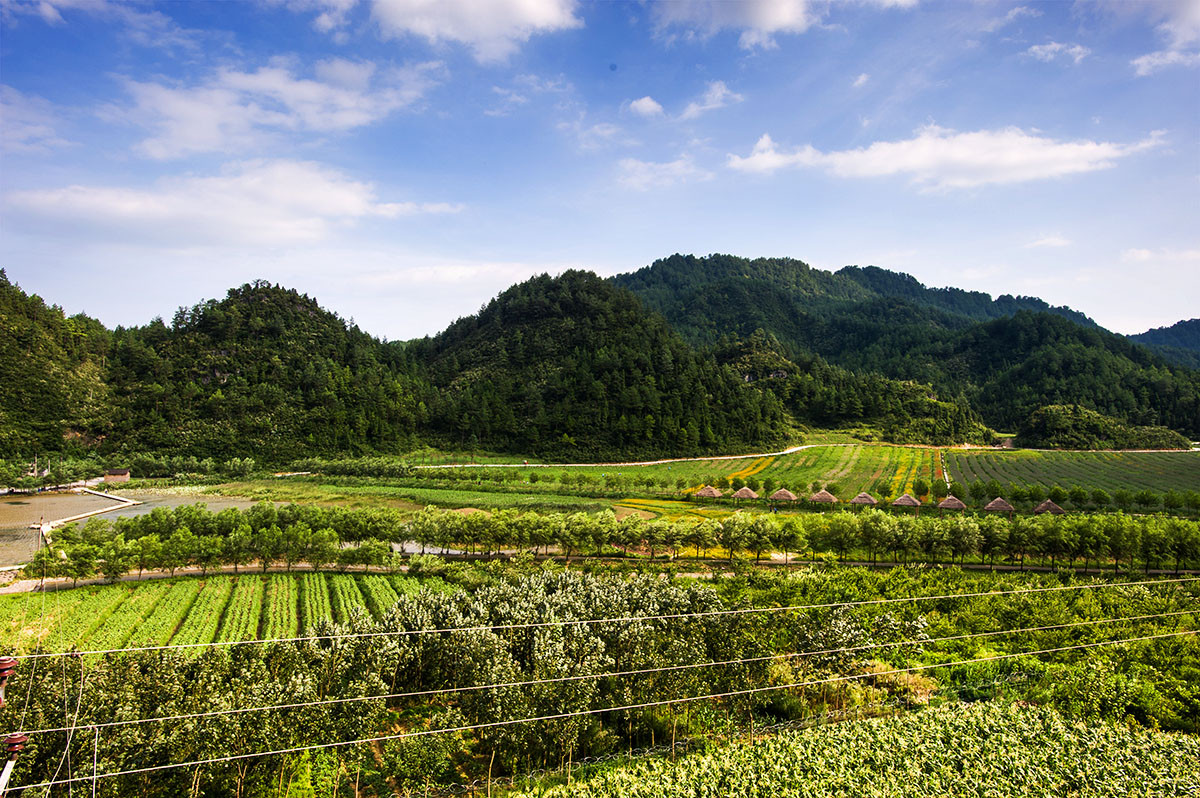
[944,449,1200,493]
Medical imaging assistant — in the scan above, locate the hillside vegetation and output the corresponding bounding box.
[612,254,1200,439]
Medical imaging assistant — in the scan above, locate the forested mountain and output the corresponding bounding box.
[1129,319,1200,369]
[2,256,1196,461]
[0,270,111,453]
[104,281,428,460]
[410,271,786,458]
[613,254,1200,438]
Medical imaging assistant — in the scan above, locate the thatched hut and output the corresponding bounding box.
[891,493,921,515]
[849,492,878,509]
[769,488,798,502]
[694,485,722,499]
[733,486,759,500]
[1033,499,1065,515]
[809,489,838,506]
[983,496,1015,519]
[937,495,967,513]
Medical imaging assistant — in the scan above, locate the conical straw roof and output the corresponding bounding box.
[1033,498,1065,515]
[937,495,967,510]
[694,485,722,498]
[769,488,798,501]
[849,492,878,506]
[809,489,838,503]
[733,486,759,499]
[983,497,1015,512]
[891,493,920,507]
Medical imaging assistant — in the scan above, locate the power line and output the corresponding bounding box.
[12,629,1195,791]
[16,609,1193,736]
[15,576,1199,661]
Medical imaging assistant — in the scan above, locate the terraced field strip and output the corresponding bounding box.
[359,574,400,619]
[170,576,234,647]
[127,579,204,647]
[82,581,174,654]
[299,572,332,631]
[45,583,131,652]
[729,456,776,481]
[943,450,1200,492]
[0,587,90,653]
[328,573,369,623]
[263,574,299,639]
[216,575,264,642]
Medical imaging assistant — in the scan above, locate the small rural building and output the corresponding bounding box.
[694,485,723,499]
[769,488,798,502]
[809,489,839,505]
[983,497,1015,519]
[849,492,878,509]
[937,495,967,513]
[104,469,131,484]
[1033,499,1066,515]
[892,493,920,508]
[732,486,759,500]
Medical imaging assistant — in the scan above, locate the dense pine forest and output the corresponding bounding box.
[1,258,1196,464]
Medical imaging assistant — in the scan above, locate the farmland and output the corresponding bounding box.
[0,573,450,654]
[944,449,1200,493]
[513,701,1200,798]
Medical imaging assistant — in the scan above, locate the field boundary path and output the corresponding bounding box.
[413,444,842,470]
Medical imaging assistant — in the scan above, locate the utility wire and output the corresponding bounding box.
[15,609,1194,736]
[15,576,1199,661]
[13,629,1195,790]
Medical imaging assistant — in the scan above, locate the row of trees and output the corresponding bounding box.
[27,502,1200,585]
[0,454,257,490]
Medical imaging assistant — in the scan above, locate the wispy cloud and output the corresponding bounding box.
[1026,42,1090,65]
[113,58,444,159]
[852,73,870,88]
[618,155,712,190]
[980,5,1040,33]
[4,159,461,246]
[0,85,73,153]
[728,125,1164,191]
[1024,235,1072,249]
[1127,0,1200,75]
[679,81,742,121]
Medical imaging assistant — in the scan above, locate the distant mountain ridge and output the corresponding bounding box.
[1128,319,1200,369]
[611,254,1200,438]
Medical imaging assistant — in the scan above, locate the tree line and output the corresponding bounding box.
[25,502,1200,586]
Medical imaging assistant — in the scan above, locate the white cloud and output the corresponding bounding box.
[4,159,461,247]
[1132,48,1200,75]
[3,0,206,51]
[679,81,742,120]
[1124,0,1200,75]
[370,0,582,62]
[1024,235,1072,249]
[557,119,632,149]
[0,85,73,153]
[270,0,358,33]
[1026,41,1090,64]
[727,125,1164,190]
[981,5,1040,33]
[628,96,664,117]
[1121,247,1200,264]
[852,73,870,88]
[653,0,916,49]
[618,155,712,190]
[116,58,444,158]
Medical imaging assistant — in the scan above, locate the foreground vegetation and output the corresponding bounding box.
[513,702,1200,798]
[2,565,1196,796]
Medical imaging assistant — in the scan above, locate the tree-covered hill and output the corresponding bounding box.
[410,270,787,459]
[1129,318,1200,369]
[0,269,111,453]
[612,254,1200,438]
[102,281,429,460]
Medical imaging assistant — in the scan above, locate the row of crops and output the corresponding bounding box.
[514,702,1200,797]
[945,449,1200,492]
[0,573,451,653]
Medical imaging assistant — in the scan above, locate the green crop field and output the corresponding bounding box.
[513,702,1200,798]
[945,449,1200,492]
[0,572,454,654]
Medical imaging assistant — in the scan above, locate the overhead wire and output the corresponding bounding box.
[14,608,1194,736]
[14,575,1200,661]
[14,629,1195,791]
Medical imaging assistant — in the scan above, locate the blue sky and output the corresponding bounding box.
[1,0,1197,339]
